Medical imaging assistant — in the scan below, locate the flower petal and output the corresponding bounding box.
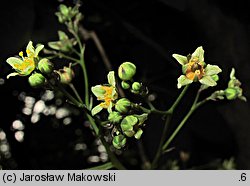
[107,71,116,87]
[230,68,235,79]
[177,75,193,89]
[199,76,217,87]
[205,64,222,76]
[192,46,204,62]
[6,57,23,68]
[107,102,113,113]
[58,30,69,40]
[7,72,20,79]
[26,41,35,55]
[35,44,44,57]
[91,104,103,116]
[91,85,105,98]
[172,54,188,65]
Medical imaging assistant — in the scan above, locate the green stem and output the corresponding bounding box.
[69,83,83,103]
[151,115,172,169]
[167,84,190,113]
[73,30,90,108]
[80,60,90,107]
[58,53,80,63]
[85,162,114,170]
[162,89,201,151]
[57,84,99,135]
[69,25,125,170]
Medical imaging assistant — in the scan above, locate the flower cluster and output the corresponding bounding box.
[91,62,148,149]
[209,68,246,101]
[6,41,54,87]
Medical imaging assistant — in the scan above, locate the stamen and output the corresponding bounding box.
[19,51,23,57]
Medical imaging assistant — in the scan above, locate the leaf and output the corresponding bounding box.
[172,54,188,65]
[91,104,103,116]
[192,46,204,62]
[199,76,217,87]
[107,71,116,87]
[177,75,193,89]
[205,64,222,76]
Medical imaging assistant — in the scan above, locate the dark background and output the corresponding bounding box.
[0,0,250,169]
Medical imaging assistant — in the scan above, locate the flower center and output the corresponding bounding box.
[186,60,205,80]
[98,86,115,108]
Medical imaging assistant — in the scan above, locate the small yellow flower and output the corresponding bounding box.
[91,71,118,115]
[172,46,222,89]
[6,41,44,78]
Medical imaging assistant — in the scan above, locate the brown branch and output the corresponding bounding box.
[78,25,125,97]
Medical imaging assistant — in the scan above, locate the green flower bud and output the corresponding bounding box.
[121,115,138,137]
[132,82,142,91]
[108,112,123,123]
[112,135,127,149]
[28,73,46,88]
[118,62,136,81]
[38,58,54,75]
[56,66,74,84]
[225,88,238,100]
[121,81,130,89]
[134,128,143,140]
[131,89,140,94]
[211,74,219,82]
[115,98,131,113]
[59,4,69,17]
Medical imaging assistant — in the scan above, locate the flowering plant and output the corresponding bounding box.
[1,3,247,170]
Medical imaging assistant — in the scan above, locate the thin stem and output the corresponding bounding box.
[85,162,113,170]
[162,89,201,152]
[80,61,90,107]
[167,84,190,113]
[58,53,80,63]
[69,83,83,103]
[71,26,90,107]
[151,115,172,169]
[57,84,99,135]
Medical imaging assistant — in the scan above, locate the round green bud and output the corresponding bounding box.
[59,4,69,17]
[57,66,75,84]
[118,62,136,81]
[225,87,237,100]
[132,82,142,91]
[28,73,46,88]
[121,115,138,137]
[115,98,131,114]
[121,81,130,90]
[108,111,123,124]
[211,74,219,82]
[38,58,54,75]
[112,135,127,149]
[131,89,140,95]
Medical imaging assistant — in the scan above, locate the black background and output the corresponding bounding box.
[0,0,250,169]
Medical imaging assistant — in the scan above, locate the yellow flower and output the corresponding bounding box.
[172,46,222,89]
[91,71,118,115]
[6,41,44,78]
